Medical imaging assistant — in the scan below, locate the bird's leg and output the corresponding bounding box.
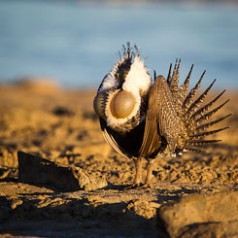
[133,157,143,186]
[144,159,156,187]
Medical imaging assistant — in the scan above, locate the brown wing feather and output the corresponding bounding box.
[99,117,146,158]
[100,119,127,158]
[140,75,188,156]
[155,75,188,153]
[139,79,162,157]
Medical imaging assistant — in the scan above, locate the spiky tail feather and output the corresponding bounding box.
[168,61,230,154]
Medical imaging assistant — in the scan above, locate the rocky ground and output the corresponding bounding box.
[0,80,237,238]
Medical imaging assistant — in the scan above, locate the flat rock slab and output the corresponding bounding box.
[158,191,238,238]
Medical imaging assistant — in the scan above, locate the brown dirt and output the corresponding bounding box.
[0,80,237,237]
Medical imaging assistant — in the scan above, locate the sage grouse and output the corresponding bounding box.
[93,43,230,186]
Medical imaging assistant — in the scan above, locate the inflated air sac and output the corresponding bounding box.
[110,90,136,119]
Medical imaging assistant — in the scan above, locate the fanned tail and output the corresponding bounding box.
[182,70,206,110]
[189,127,229,138]
[196,99,230,123]
[196,114,231,132]
[186,139,221,145]
[169,58,181,94]
[179,64,194,100]
[184,147,207,154]
[185,79,216,117]
[191,90,226,120]
[168,59,186,114]
[167,63,173,84]
[167,61,230,155]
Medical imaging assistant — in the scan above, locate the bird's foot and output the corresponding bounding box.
[129,181,153,189]
[142,181,153,189]
[132,157,144,187]
[132,176,144,188]
[131,157,156,189]
[143,159,155,187]
[132,173,153,188]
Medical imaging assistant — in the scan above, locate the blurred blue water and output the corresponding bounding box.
[0,1,238,89]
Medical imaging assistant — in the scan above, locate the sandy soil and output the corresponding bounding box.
[0,80,237,237]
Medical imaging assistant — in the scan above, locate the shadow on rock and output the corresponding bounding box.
[0,195,158,238]
[18,151,108,192]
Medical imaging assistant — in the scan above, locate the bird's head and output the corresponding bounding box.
[94,44,152,132]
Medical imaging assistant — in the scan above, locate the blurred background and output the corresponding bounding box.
[0,0,238,89]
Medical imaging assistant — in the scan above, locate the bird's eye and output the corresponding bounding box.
[115,70,128,81]
[110,91,136,119]
[122,71,128,80]
[115,72,120,79]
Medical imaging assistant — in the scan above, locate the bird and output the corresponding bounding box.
[93,43,231,187]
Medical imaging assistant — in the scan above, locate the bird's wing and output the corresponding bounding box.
[155,75,187,153]
[99,118,129,158]
[139,78,162,157]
